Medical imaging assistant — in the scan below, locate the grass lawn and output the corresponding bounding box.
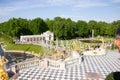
[0,32,54,54]
[0,32,116,55]
[7,44,42,53]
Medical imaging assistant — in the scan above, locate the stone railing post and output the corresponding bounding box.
[44,58,48,67]
[60,61,66,70]
[79,57,81,64]
[11,65,16,73]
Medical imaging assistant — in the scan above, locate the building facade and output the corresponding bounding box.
[20,31,54,43]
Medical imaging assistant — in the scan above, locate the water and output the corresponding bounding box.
[4,52,34,69]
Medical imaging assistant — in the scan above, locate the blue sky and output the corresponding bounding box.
[0,0,120,23]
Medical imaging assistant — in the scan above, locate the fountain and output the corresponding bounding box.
[79,38,106,56]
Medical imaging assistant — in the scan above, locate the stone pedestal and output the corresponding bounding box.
[71,50,80,58]
[11,66,16,73]
[60,61,66,70]
[44,58,48,68]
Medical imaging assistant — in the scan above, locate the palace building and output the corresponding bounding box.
[20,31,54,43]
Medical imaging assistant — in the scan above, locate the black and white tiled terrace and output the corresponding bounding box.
[16,50,120,80]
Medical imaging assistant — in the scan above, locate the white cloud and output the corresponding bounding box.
[74,2,108,8]
[59,14,87,21]
[47,0,74,6]
[0,0,109,17]
[112,0,120,3]
[0,0,45,16]
[47,0,109,8]
[59,14,116,23]
[0,6,20,16]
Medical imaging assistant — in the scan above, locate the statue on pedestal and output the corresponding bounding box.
[0,56,9,80]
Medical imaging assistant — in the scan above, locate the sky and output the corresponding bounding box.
[0,0,120,23]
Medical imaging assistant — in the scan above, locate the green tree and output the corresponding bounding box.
[76,20,88,37]
[45,18,54,32]
[0,17,119,39]
[88,20,98,36]
[97,21,108,36]
[52,17,65,39]
[64,18,76,39]
[29,18,48,34]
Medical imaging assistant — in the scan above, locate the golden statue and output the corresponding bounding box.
[100,37,104,48]
[0,56,9,80]
[53,47,58,60]
[72,41,79,51]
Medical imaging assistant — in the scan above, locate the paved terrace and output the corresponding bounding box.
[16,50,120,80]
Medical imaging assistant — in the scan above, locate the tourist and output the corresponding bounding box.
[81,53,84,62]
[15,65,19,74]
[7,68,15,78]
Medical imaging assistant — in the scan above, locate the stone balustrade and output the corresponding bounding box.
[10,59,43,72]
[83,48,106,56]
[48,60,61,69]
[10,57,81,72]
[65,58,80,68]
[47,57,80,69]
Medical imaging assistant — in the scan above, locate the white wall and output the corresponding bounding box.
[20,31,54,42]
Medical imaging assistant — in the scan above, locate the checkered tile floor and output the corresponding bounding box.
[16,50,120,80]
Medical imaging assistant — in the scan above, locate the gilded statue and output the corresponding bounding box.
[72,41,79,51]
[0,56,9,80]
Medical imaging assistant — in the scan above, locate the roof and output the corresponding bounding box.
[45,31,53,34]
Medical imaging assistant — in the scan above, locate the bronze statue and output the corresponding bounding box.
[0,56,9,80]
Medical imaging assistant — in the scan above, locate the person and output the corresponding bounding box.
[0,56,9,80]
[114,39,120,53]
[15,65,19,74]
[81,53,84,62]
[7,68,15,78]
[115,27,120,53]
[86,45,89,51]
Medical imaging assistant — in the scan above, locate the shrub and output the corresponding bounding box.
[105,72,120,80]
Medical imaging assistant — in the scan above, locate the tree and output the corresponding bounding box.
[97,21,108,36]
[52,17,65,39]
[64,18,76,39]
[45,18,54,32]
[29,18,48,34]
[52,17,76,39]
[105,72,120,80]
[76,20,88,37]
[104,24,114,37]
[88,20,98,36]
[0,17,119,39]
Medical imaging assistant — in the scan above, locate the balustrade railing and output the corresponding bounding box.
[48,60,60,68]
[11,59,43,72]
[65,58,80,68]
[10,57,81,72]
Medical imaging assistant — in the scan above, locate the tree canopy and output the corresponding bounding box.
[0,17,119,39]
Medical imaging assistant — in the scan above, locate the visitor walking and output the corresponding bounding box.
[15,65,19,74]
[81,53,84,62]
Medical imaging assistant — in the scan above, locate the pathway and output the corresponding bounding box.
[15,50,120,80]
